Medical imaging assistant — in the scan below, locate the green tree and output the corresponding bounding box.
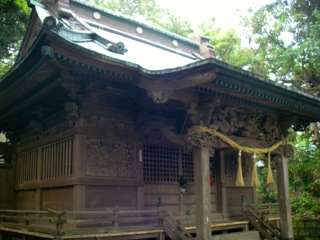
[288,128,320,216]
[239,1,320,216]
[197,18,260,74]
[241,0,320,95]
[0,0,30,77]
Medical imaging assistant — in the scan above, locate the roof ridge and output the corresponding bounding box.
[70,0,198,47]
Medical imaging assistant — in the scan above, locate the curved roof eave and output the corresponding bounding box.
[2,27,320,122]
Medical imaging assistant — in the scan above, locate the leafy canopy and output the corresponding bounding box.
[241,0,320,217]
[241,0,320,95]
[0,0,30,77]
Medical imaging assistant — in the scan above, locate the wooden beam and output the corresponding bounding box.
[276,152,294,240]
[194,146,212,239]
[138,71,217,91]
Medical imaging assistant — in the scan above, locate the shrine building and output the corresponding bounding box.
[1,0,320,239]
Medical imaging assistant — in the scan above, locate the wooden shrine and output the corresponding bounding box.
[1,0,320,239]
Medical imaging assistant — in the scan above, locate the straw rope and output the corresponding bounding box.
[267,152,275,184]
[235,151,244,187]
[251,153,259,187]
[195,125,285,186]
[196,126,286,154]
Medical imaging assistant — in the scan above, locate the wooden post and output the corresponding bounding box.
[220,151,227,219]
[178,148,183,218]
[276,152,294,240]
[137,148,144,211]
[194,146,211,239]
[73,133,87,210]
[36,147,42,210]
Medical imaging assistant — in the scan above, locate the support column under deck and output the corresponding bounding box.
[276,152,294,240]
[194,146,211,239]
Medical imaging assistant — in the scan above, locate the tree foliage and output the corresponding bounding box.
[240,0,320,217]
[0,0,30,77]
[198,18,260,73]
[288,128,320,216]
[241,0,320,95]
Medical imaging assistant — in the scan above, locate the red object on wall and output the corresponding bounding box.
[210,175,214,187]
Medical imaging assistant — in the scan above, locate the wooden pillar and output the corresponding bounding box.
[276,152,294,240]
[178,148,183,217]
[220,151,227,219]
[73,185,86,211]
[36,148,42,210]
[137,148,144,211]
[194,146,211,239]
[73,133,87,210]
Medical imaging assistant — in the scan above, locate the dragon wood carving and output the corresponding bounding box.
[186,106,282,148]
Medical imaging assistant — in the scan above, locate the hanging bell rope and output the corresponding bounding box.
[267,152,275,184]
[235,150,244,187]
[195,126,285,186]
[251,153,259,187]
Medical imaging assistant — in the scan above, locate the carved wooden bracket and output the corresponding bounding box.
[147,89,173,104]
[281,144,294,158]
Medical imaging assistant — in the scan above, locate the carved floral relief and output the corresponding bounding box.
[86,139,138,177]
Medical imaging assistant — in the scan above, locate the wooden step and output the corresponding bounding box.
[212,231,261,240]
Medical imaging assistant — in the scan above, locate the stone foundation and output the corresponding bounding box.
[293,218,320,240]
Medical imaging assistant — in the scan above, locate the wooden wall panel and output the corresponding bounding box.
[226,187,254,217]
[86,186,137,210]
[0,166,14,209]
[144,183,179,213]
[143,183,217,215]
[15,190,37,210]
[41,187,73,211]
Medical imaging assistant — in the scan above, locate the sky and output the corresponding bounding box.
[156,0,272,31]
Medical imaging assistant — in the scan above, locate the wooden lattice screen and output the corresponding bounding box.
[142,144,194,182]
[182,151,194,182]
[41,138,74,180]
[16,137,74,183]
[16,149,38,183]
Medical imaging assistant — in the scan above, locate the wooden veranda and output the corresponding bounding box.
[0,203,279,240]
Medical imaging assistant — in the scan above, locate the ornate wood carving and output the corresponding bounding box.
[86,139,138,177]
[281,144,294,158]
[186,106,283,148]
[136,115,185,145]
[147,90,173,104]
[77,115,136,133]
[211,107,280,142]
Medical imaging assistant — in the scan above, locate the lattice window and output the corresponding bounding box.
[142,144,179,182]
[16,149,38,183]
[182,152,194,182]
[41,138,74,180]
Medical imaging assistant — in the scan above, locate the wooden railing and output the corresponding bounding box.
[161,208,195,240]
[244,205,281,240]
[0,208,197,239]
[0,209,163,239]
[251,203,280,216]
